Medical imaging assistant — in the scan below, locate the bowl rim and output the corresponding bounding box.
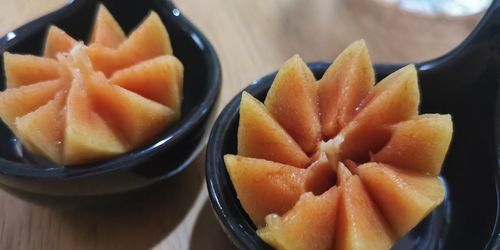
[205,62,500,249]
[0,0,222,180]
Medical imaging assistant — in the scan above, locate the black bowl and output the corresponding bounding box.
[0,0,221,205]
[206,1,500,248]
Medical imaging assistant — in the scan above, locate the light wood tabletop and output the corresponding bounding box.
[0,0,483,249]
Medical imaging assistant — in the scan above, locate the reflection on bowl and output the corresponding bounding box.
[0,0,221,206]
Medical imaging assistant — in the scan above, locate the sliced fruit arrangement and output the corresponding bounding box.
[0,4,183,165]
[224,40,453,249]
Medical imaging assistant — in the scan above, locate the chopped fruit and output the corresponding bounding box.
[318,40,374,138]
[357,163,445,237]
[338,64,420,162]
[224,155,306,226]
[85,70,175,149]
[257,187,340,250]
[15,92,67,163]
[0,80,61,132]
[371,114,453,175]
[264,54,321,154]
[43,26,77,58]
[336,164,395,250]
[63,69,126,165]
[238,92,309,168]
[110,55,184,118]
[226,40,453,249]
[0,7,183,165]
[87,11,173,77]
[89,4,126,48]
[3,53,59,87]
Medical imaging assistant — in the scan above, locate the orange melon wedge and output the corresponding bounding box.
[372,114,453,175]
[109,55,183,118]
[63,68,126,165]
[43,26,77,58]
[0,80,61,132]
[318,40,375,138]
[89,4,126,48]
[224,155,306,227]
[257,187,340,250]
[88,11,172,77]
[3,53,59,88]
[15,92,67,163]
[337,64,420,162]
[336,164,395,250]
[238,92,309,168]
[357,163,445,237]
[264,54,321,154]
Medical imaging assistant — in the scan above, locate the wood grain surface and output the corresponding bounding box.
[0,0,482,249]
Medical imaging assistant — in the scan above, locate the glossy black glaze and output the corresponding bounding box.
[0,0,221,202]
[206,1,500,249]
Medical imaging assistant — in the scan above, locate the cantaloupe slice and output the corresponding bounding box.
[336,164,395,250]
[87,11,172,77]
[357,163,445,237]
[43,26,77,58]
[257,187,340,250]
[224,154,306,226]
[15,92,66,163]
[3,53,59,88]
[371,114,453,176]
[264,54,321,154]
[63,70,127,165]
[0,80,61,132]
[109,55,183,118]
[89,4,125,48]
[238,92,310,168]
[318,40,374,138]
[338,64,420,162]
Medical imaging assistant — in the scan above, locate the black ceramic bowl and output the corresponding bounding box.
[206,1,500,249]
[0,0,221,205]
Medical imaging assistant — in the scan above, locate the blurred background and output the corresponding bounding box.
[0,0,491,249]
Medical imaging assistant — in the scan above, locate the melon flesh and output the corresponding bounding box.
[89,4,125,48]
[109,55,183,118]
[318,40,374,138]
[15,92,66,163]
[337,64,420,162]
[238,92,309,168]
[372,114,453,176]
[0,80,61,132]
[264,54,321,154]
[43,26,77,58]
[63,70,126,165]
[88,11,172,77]
[3,53,59,88]
[335,164,395,250]
[357,163,445,237]
[257,187,340,250]
[224,154,306,227]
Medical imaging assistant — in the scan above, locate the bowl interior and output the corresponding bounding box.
[0,0,220,177]
[206,63,498,249]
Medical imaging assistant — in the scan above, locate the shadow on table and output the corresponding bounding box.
[52,149,205,250]
[189,199,237,250]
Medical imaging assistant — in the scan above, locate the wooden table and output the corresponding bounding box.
[0,0,482,249]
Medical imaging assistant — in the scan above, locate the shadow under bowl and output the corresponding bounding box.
[0,0,221,206]
[206,63,498,249]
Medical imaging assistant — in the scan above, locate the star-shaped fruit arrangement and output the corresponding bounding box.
[224,40,453,250]
[0,5,183,165]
